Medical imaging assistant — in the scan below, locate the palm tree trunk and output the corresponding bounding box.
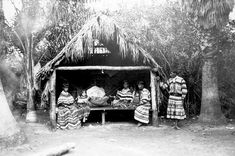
[199,54,226,124]
[25,35,37,122]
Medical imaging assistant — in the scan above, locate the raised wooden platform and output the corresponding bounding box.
[90,107,153,125]
[90,107,135,125]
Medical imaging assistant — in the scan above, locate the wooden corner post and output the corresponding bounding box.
[50,70,57,129]
[150,70,159,127]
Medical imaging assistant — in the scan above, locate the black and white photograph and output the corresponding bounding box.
[0,0,235,155]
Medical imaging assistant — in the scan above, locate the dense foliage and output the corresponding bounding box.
[108,1,235,118]
[2,0,235,118]
[35,0,92,66]
[109,2,203,117]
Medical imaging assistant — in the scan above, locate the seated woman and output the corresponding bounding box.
[134,81,151,127]
[57,83,81,130]
[112,80,134,108]
[76,90,91,122]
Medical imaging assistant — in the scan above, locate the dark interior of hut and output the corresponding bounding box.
[56,70,150,99]
[55,69,150,123]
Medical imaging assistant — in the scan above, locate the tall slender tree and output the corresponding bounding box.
[12,0,46,122]
[182,0,234,124]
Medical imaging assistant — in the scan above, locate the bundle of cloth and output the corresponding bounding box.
[86,86,109,107]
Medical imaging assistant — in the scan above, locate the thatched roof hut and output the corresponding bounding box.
[36,14,162,127]
[36,14,161,83]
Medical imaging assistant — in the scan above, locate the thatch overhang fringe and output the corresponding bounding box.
[36,14,161,83]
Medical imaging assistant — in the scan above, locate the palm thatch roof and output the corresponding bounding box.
[36,14,161,83]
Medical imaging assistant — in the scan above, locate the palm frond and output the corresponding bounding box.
[182,0,234,29]
[36,14,161,83]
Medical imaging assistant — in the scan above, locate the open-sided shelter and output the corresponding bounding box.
[36,14,162,128]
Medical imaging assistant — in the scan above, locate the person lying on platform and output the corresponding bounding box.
[75,90,91,123]
[134,81,151,127]
[112,80,134,108]
[57,83,81,130]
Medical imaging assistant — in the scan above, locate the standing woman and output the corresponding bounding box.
[134,81,151,127]
[57,83,81,130]
[160,69,188,129]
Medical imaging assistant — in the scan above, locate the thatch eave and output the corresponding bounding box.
[36,14,161,84]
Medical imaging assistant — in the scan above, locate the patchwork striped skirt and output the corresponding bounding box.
[57,105,81,130]
[167,95,186,120]
[134,103,151,124]
[76,105,90,120]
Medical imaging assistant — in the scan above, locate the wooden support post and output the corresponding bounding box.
[50,70,57,129]
[150,71,159,127]
[101,111,106,125]
[156,76,161,120]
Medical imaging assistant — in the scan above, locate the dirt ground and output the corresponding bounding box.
[1,113,235,156]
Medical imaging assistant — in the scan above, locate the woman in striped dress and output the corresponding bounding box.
[112,80,134,108]
[57,83,81,130]
[134,81,151,127]
[160,70,188,129]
